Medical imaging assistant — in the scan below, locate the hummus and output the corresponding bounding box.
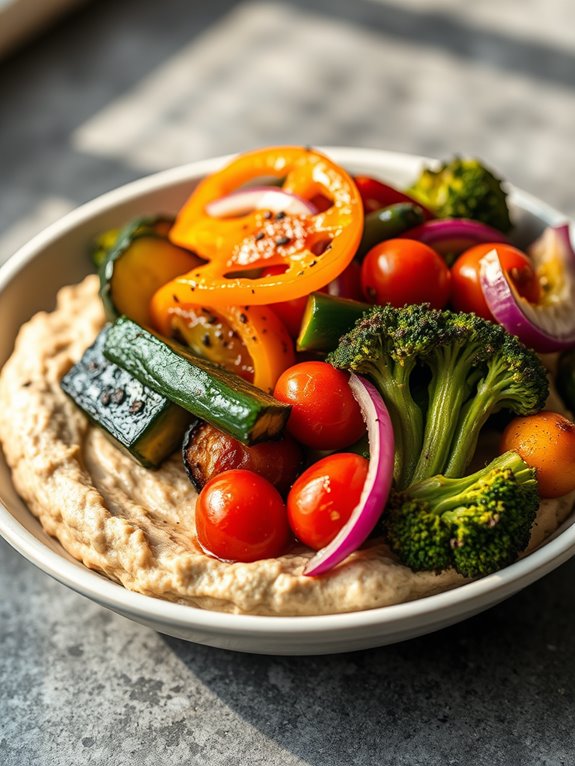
[0,275,573,616]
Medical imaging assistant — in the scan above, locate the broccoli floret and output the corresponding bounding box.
[328,304,548,488]
[407,157,512,233]
[382,451,539,578]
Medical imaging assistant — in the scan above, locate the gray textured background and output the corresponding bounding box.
[1,1,575,764]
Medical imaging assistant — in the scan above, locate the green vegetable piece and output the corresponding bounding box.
[104,316,290,444]
[381,451,539,578]
[297,293,369,353]
[328,303,548,488]
[407,157,512,233]
[90,215,174,270]
[556,349,575,416]
[60,327,191,467]
[357,202,426,260]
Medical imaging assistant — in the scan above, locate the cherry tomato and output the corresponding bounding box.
[287,453,369,550]
[451,243,540,320]
[500,412,575,498]
[361,238,451,309]
[264,262,363,338]
[273,361,366,450]
[195,469,290,562]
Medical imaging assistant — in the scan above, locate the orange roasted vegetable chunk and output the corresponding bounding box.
[153,146,363,308]
[151,299,295,394]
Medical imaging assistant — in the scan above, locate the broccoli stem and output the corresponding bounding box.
[408,450,527,511]
[443,358,511,478]
[368,359,423,489]
[410,344,481,483]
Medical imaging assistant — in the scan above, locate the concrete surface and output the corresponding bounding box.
[1,1,575,763]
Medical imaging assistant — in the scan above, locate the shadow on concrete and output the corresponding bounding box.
[163,557,575,765]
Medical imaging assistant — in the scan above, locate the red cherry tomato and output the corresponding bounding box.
[361,238,451,309]
[451,243,541,320]
[195,469,290,562]
[287,453,369,550]
[264,263,363,338]
[273,361,366,450]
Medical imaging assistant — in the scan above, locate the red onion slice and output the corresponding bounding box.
[479,224,575,352]
[304,374,394,576]
[406,218,510,258]
[205,186,318,219]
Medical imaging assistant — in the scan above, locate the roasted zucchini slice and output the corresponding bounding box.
[104,317,290,444]
[61,326,191,467]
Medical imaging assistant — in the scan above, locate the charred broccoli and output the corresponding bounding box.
[407,157,512,233]
[381,450,539,577]
[328,304,548,489]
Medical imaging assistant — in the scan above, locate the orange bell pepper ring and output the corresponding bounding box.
[153,146,363,308]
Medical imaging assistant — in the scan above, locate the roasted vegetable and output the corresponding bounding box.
[297,293,368,353]
[407,157,512,233]
[60,326,191,467]
[382,451,539,578]
[90,215,174,269]
[328,303,548,487]
[103,317,290,444]
[356,202,426,260]
[183,421,303,495]
[99,226,200,326]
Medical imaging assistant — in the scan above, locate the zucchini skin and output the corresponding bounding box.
[91,215,174,270]
[356,202,426,260]
[297,293,369,353]
[104,317,290,444]
[60,326,191,467]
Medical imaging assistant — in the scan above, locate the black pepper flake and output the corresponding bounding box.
[215,331,224,340]
[239,313,248,324]
[190,285,196,292]
[172,294,180,303]
[309,260,317,267]
[255,232,265,241]
[262,328,268,334]
[202,333,212,348]
[86,360,100,373]
[230,330,239,338]
[21,380,32,388]
[251,288,255,294]
[275,236,291,246]
[275,211,286,220]
[263,211,273,220]
[111,388,126,405]
[129,400,145,414]
[297,271,304,277]
[100,390,112,406]
[251,336,257,342]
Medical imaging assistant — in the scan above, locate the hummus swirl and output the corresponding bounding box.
[0,276,573,615]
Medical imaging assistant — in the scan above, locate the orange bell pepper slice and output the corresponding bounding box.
[154,146,363,308]
[150,299,295,394]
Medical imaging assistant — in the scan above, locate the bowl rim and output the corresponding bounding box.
[0,146,573,636]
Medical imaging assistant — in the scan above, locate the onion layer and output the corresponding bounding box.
[479,224,575,353]
[405,218,510,259]
[205,186,318,219]
[304,374,394,576]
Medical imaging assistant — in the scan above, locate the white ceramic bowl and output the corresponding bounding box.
[1,148,573,655]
